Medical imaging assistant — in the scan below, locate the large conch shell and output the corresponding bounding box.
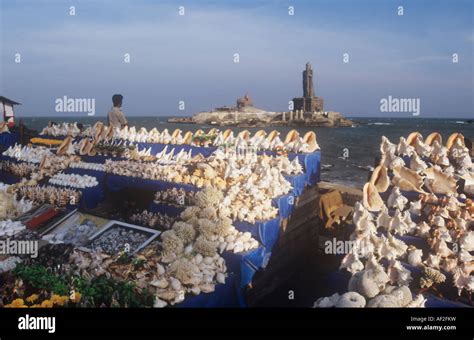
[303,131,320,152]
[284,129,299,144]
[79,138,90,155]
[424,167,457,195]
[406,132,423,146]
[266,130,279,143]
[392,165,425,192]
[183,131,193,144]
[446,133,464,150]
[222,129,233,142]
[106,126,114,140]
[238,130,251,140]
[425,132,442,146]
[94,122,105,141]
[369,165,390,193]
[57,136,73,155]
[171,129,182,139]
[363,182,385,212]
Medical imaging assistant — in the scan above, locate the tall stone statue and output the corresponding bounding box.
[303,62,315,98]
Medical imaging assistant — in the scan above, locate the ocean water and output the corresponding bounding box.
[18,116,473,188]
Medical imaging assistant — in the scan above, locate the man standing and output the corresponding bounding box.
[107,94,128,128]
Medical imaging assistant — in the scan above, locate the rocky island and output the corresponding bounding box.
[169,63,354,128]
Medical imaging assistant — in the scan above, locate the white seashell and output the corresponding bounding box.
[387,187,408,211]
[407,247,423,267]
[194,254,203,264]
[153,297,168,308]
[313,293,340,308]
[184,244,193,254]
[170,277,182,290]
[216,272,226,284]
[406,294,427,308]
[388,260,412,286]
[340,253,364,274]
[157,264,166,276]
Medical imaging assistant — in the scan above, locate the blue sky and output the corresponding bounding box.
[0,0,472,118]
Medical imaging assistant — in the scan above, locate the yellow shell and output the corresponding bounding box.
[370,165,390,193]
[392,165,425,192]
[446,133,464,150]
[284,129,299,144]
[406,132,423,146]
[425,132,442,146]
[363,182,384,212]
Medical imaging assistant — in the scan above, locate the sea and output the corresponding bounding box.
[17,116,473,189]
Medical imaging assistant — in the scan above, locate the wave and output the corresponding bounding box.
[455,121,466,124]
[367,122,393,126]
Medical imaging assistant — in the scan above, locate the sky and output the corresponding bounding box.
[0,0,473,118]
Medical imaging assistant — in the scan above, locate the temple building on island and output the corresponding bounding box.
[292,63,324,113]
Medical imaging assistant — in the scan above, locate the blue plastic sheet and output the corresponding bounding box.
[106,174,199,193]
[272,193,295,219]
[285,174,306,197]
[234,218,281,251]
[176,273,246,307]
[0,132,19,149]
[222,246,272,288]
[0,171,21,185]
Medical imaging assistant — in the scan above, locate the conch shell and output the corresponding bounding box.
[183,131,193,144]
[57,136,73,156]
[266,130,279,143]
[392,165,425,192]
[238,130,251,140]
[446,133,464,150]
[406,132,423,146]
[284,129,299,144]
[424,167,457,195]
[425,132,442,146]
[363,182,385,212]
[303,131,320,153]
[369,165,389,193]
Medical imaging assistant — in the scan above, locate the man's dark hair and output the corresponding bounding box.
[112,94,123,107]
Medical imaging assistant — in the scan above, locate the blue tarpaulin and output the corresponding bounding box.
[106,174,199,193]
[0,132,19,149]
[176,273,246,307]
[222,246,272,288]
[234,218,281,251]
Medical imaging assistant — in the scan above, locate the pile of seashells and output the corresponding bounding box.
[89,226,150,254]
[76,122,321,154]
[0,220,26,238]
[129,210,176,231]
[3,144,54,164]
[15,185,82,207]
[43,220,98,246]
[154,188,196,206]
[69,161,106,172]
[40,122,81,137]
[314,132,473,308]
[48,173,99,189]
[0,161,38,178]
[0,187,35,220]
